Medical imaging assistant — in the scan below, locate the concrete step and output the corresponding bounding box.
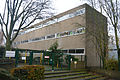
[92,77,106,80]
[45,72,87,78]
[69,75,105,80]
[45,69,87,75]
[44,70,106,80]
[45,74,92,80]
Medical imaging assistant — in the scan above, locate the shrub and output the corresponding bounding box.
[11,65,44,80]
[0,68,17,80]
[105,58,118,71]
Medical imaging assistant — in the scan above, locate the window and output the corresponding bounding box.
[61,49,85,55]
[47,19,57,25]
[40,36,45,40]
[60,31,69,37]
[46,34,55,39]
[21,40,28,43]
[75,27,85,34]
[57,33,60,38]
[69,31,75,35]
[34,38,40,41]
[69,13,74,18]
[32,36,45,41]
[58,14,69,22]
[31,38,36,41]
[82,27,85,33]
[69,49,75,53]
[17,42,20,44]
[13,42,17,45]
[28,39,32,42]
[62,50,68,53]
[75,28,82,34]
[76,49,84,53]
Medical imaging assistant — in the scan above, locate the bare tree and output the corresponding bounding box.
[87,0,97,8]
[87,0,120,71]
[0,0,52,51]
[98,0,120,71]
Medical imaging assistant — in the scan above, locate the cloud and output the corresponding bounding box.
[53,0,86,14]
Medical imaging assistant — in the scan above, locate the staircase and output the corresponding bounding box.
[44,70,107,80]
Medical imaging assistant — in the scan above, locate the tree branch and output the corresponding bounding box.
[0,20,7,39]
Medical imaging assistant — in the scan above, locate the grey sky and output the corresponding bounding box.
[52,0,87,14]
[0,0,87,14]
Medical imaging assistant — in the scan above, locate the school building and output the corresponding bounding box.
[13,4,107,68]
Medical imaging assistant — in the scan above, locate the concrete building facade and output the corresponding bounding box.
[13,4,107,67]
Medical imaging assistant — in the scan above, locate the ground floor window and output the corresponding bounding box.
[62,48,85,55]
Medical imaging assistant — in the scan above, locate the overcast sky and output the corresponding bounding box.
[52,0,87,14]
[0,0,87,14]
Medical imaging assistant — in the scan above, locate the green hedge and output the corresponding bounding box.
[11,65,44,80]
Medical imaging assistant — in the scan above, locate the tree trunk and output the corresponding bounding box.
[3,38,12,58]
[118,49,120,71]
[114,26,120,71]
[5,38,12,51]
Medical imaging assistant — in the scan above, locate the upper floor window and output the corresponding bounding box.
[40,36,45,40]
[18,8,85,36]
[60,31,69,37]
[69,31,75,35]
[15,27,85,45]
[75,27,85,34]
[46,34,55,39]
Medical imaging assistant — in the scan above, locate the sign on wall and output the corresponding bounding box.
[6,51,15,57]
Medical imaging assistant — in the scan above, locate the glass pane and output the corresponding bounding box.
[76,49,84,53]
[62,50,68,53]
[47,34,55,39]
[69,49,75,53]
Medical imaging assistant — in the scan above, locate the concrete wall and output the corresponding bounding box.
[85,4,107,67]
